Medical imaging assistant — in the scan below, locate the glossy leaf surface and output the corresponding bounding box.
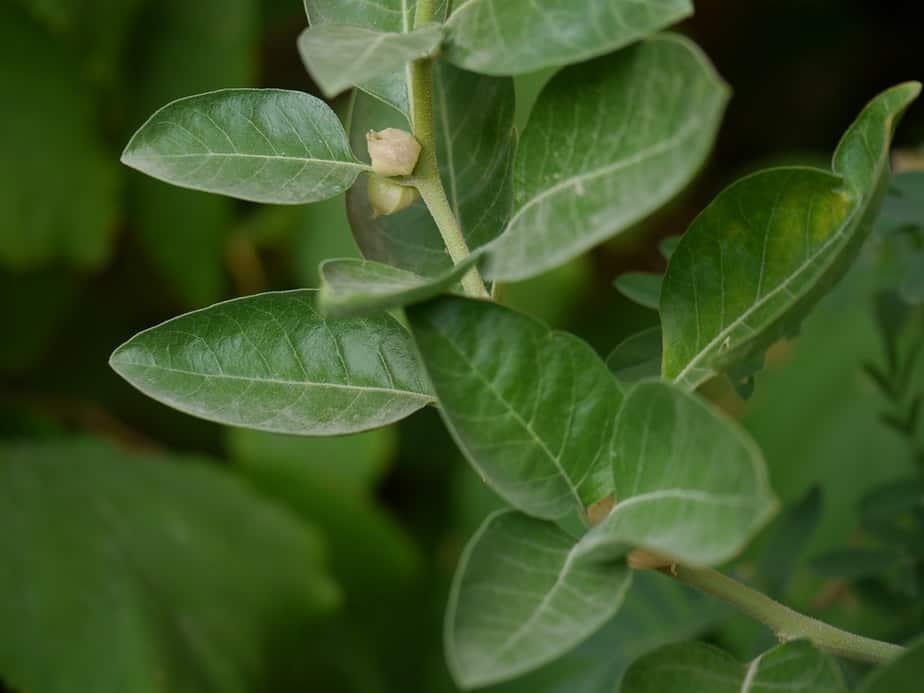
[614,273,662,310]
[348,60,515,275]
[298,23,442,99]
[484,35,728,281]
[446,511,631,688]
[444,0,692,75]
[578,380,777,565]
[110,290,433,436]
[0,438,338,693]
[409,296,624,519]
[622,640,845,693]
[318,255,478,318]
[661,83,921,388]
[123,89,366,205]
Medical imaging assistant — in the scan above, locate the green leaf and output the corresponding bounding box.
[347,59,515,276]
[481,573,721,693]
[757,486,823,599]
[304,0,449,118]
[318,255,479,318]
[408,296,624,519]
[483,35,728,281]
[810,547,910,581]
[0,438,338,693]
[109,290,434,436]
[614,273,663,311]
[855,636,924,693]
[661,83,921,389]
[577,380,777,565]
[606,327,663,385]
[299,23,442,99]
[122,89,367,205]
[444,0,692,75]
[126,0,259,306]
[622,640,846,693]
[0,4,119,270]
[445,510,632,688]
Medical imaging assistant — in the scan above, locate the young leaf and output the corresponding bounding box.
[622,640,846,693]
[408,296,624,520]
[444,0,692,76]
[614,273,663,311]
[483,35,729,281]
[606,327,663,385]
[347,60,516,276]
[318,255,479,319]
[298,23,442,99]
[0,438,339,693]
[577,380,777,566]
[109,290,434,436]
[303,0,449,118]
[855,636,924,693]
[122,89,368,205]
[446,511,632,689]
[661,83,921,389]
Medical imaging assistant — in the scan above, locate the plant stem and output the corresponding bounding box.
[408,0,488,298]
[666,563,905,664]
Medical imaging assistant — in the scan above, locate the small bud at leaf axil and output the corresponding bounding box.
[368,175,419,218]
[367,128,422,176]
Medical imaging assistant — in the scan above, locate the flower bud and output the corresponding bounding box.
[366,128,422,176]
[368,175,419,218]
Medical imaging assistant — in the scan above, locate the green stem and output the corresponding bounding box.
[667,563,905,665]
[408,0,488,298]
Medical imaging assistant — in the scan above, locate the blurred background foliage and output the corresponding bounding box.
[1,0,923,691]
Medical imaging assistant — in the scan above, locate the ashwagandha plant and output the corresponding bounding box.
[112,0,924,690]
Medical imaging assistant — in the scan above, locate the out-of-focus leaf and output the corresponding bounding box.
[408,296,624,520]
[126,0,259,305]
[855,636,924,693]
[444,0,692,76]
[0,438,339,693]
[110,290,434,436]
[614,273,662,311]
[757,486,823,598]
[661,84,920,389]
[293,195,361,289]
[445,511,632,688]
[878,172,924,237]
[483,35,728,281]
[502,257,593,328]
[578,381,778,566]
[0,5,119,271]
[298,24,442,99]
[811,547,911,581]
[606,328,663,385]
[622,640,846,693]
[347,60,515,276]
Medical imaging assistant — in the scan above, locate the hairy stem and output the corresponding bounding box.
[408,0,488,298]
[666,563,905,664]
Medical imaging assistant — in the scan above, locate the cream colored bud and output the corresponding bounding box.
[366,128,421,176]
[368,175,419,218]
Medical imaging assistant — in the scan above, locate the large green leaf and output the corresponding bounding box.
[298,23,442,99]
[122,89,367,205]
[622,640,846,693]
[483,35,728,281]
[0,4,119,270]
[318,255,478,318]
[577,380,777,565]
[0,438,338,693]
[303,0,449,117]
[855,637,924,693]
[661,83,921,389]
[482,573,721,693]
[446,511,632,688]
[126,0,259,306]
[443,0,692,75]
[109,290,434,436]
[347,59,516,276]
[408,296,623,520]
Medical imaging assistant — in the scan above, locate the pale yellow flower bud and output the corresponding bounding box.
[366,128,422,176]
[368,175,419,218]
